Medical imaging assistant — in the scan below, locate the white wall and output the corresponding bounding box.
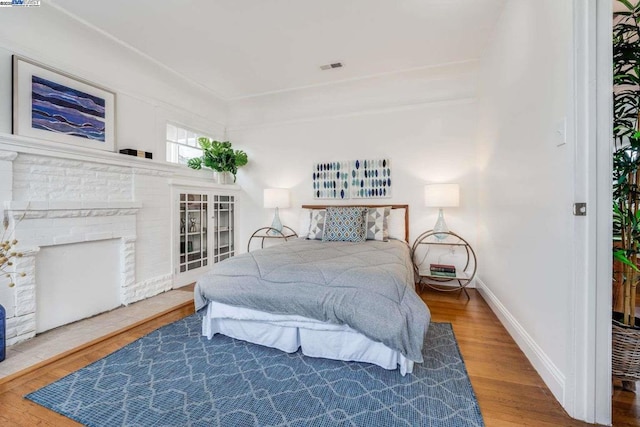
[0,4,228,137]
[228,62,481,260]
[475,0,574,408]
[0,4,231,285]
[0,4,235,331]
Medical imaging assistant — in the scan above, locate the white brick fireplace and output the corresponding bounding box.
[0,135,214,346]
[4,200,139,344]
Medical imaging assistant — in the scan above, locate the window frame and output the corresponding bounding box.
[166,122,215,166]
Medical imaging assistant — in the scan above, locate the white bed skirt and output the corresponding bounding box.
[202,301,414,376]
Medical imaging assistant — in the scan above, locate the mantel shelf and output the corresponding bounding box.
[4,201,142,211]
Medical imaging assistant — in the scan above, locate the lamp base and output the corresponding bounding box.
[433,208,449,240]
[269,207,283,235]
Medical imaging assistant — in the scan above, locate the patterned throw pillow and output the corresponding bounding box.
[365,206,391,241]
[322,207,367,242]
[307,209,326,240]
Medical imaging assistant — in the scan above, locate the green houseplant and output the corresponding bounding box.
[187,138,248,183]
[612,0,640,389]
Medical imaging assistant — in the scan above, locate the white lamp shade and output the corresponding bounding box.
[424,184,460,208]
[263,188,290,209]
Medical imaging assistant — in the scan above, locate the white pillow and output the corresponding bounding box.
[298,209,311,236]
[387,208,406,241]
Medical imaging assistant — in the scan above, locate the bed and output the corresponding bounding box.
[194,204,431,375]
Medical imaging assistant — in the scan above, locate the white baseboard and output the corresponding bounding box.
[475,277,566,405]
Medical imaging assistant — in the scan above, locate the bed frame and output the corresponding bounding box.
[301,204,410,243]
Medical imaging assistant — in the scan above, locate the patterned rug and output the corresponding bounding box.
[26,313,484,426]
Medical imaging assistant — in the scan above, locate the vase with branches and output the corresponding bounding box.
[0,214,24,363]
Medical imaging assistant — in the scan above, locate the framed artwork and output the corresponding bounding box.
[313,161,350,199]
[312,158,391,199]
[350,158,391,198]
[12,55,116,152]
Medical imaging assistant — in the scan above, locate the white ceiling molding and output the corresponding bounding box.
[49,0,507,100]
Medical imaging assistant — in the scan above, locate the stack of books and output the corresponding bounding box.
[430,263,456,277]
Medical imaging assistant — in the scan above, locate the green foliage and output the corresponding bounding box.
[613,0,640,325]
[187,138,249,182]
[614,1,640,144]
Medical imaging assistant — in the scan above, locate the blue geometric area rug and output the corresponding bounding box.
[26,313,484,427]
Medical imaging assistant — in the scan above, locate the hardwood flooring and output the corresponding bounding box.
[420,289,595,427]
[0,286,625,426]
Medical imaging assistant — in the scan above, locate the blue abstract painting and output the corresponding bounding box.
[31,75,106,142]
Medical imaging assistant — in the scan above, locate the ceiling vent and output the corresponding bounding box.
[320,62,343,70]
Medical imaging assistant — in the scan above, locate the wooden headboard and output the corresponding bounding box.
[300,204,409,243]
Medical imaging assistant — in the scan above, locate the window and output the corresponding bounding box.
[166,123,211,165]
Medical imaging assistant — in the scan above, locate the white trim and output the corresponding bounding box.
[594,0,614,424]
[4,200,141,212]
[565,0,599,422]
[46,0,229,102]
[476,278,566,403]
[168,177,240,190]
[228,97,476,132]
[0,132,215,180]
[229,59,481,101]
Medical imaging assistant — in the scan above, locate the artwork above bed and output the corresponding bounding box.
[312,158,391,199]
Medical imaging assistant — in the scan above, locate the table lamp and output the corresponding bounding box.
[424,183,459,239]
[263,188,290,234]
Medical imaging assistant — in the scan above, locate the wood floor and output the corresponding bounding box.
[0,287,628,426]
[422,289,595,427]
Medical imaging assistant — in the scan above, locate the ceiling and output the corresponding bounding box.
[50,0,507,100]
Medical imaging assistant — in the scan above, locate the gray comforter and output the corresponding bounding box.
[194,238,430,362]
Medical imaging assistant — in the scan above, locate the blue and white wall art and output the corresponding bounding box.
[313,161,350,199]
[350,158,391,198]
[12,56,115,152]
[313,158,391,199]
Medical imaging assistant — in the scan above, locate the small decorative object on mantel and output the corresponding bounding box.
[312,158,391,199]
[12,55,116,152]
[119,149,152,159]
[187,138,248,184]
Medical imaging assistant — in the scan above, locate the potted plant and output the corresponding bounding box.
[187,138,248,183]
[612,0,640,391]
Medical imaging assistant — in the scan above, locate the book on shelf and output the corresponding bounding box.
[429,270,457,277]
[429,263,456,273]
